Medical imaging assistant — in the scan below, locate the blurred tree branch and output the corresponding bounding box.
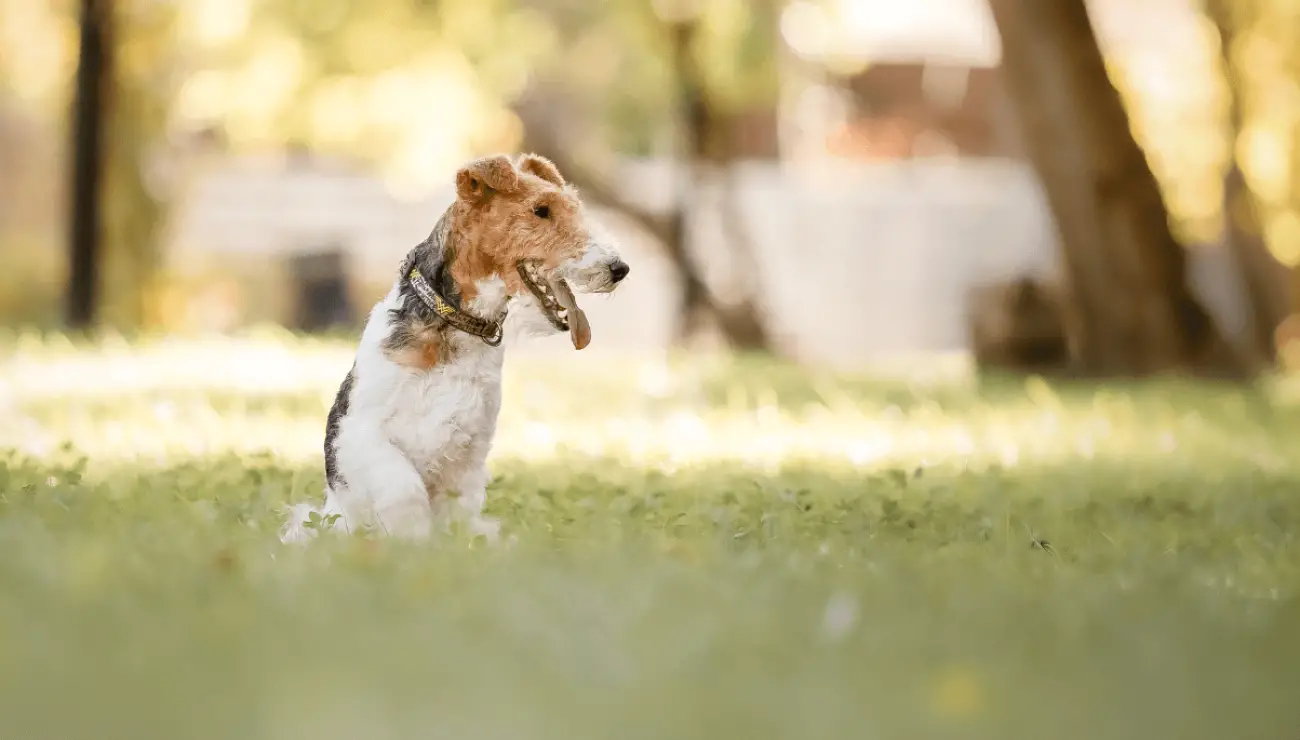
[514,93,671,244]
[515,87,737,348]
[664,16,772,351]
[513,9,775,353]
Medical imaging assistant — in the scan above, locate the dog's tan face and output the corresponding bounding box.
[450,153,628,348]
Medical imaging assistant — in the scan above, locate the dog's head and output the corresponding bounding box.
[450,153,628,349]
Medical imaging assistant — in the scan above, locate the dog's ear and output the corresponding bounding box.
[517,153,566,187]
[456,155,520,202]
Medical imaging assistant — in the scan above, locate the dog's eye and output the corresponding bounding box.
[532,204,550,219]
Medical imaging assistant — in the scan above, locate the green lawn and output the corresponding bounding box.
[2,332,1299,739]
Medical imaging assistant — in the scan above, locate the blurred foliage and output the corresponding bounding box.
[1104,0,1300,263]
[184,0,549,190]
[3,0,1300,328]
[168,0,778,189]
[0,0,785,329]
[1214,0,1300,265]
[0,0,176,327]
[103,1,176,328]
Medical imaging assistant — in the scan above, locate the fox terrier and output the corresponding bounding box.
[281,153,629,543]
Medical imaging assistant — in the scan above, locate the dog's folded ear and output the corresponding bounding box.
[456,155,520,202]
[517,153,566,187]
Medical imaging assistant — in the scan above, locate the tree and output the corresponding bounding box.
[1203,0,1294,365]
[66,0,112,330]
[103,1,177,329]
[514,0,779,352]
[988,0,1244,377]
[49,0,786,339]
[61,0,179,331]
[1196,0,1300,369]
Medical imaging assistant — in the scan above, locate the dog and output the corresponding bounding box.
[280,153,629,543]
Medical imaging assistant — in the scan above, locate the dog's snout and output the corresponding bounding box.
[609,260,630,284]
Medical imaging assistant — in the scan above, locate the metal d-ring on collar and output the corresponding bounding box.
[408,267,504,347]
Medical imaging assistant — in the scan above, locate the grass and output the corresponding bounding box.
[2,330,1300,739]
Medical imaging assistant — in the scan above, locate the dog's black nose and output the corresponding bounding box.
[609,260,630,283]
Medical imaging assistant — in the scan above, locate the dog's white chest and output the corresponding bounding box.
[382,349,503,488]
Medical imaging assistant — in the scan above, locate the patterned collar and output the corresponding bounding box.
[407,266,504,347]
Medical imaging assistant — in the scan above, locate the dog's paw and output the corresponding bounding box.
[376,500,434,540]
[280,503,321,544]
[466,514,501,544]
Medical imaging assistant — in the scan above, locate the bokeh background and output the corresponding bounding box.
[4,0,1298,377]
[8,4,1300,738]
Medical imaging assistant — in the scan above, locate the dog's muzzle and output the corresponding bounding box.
[517,260,592,350]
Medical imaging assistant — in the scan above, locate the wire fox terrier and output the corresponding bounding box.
[281,153,629,543]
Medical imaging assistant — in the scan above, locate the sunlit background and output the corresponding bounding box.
[6,0,1300,534]
[4,0,1299,366]
[7,3,1300,738]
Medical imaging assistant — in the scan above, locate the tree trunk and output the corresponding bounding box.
[66,0,112,331]
[512,90,720,343]
[666,20,772,351]
[513,19,777,354]
[1205,0,1292,366]
[709,165,775,350]
[988,0,1243,377]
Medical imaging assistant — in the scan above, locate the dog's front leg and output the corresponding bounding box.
[335,423,432,539]
[449,465,501,543]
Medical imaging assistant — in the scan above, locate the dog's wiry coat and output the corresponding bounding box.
[281,153,627,543]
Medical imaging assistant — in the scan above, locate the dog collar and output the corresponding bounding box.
[408,267,504,347]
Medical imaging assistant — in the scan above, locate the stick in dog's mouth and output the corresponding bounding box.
[517,261,592,350]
